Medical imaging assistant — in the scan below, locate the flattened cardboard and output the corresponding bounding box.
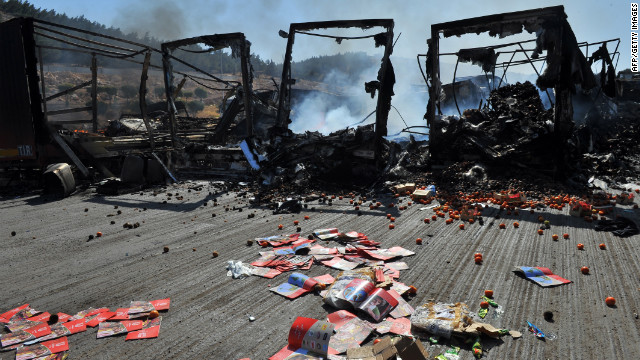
[97,320,144,338]
[111,308,131,320]
[314,228,340,240]
[125,317,162,340]
[513,266,571,287]
[321,257,359,271]
[270,317,336,360]
[128,298,170,314]
[1,323,51,347]
[16,337,69,360]
[85,312,116,327]
[271,273,319,299]
[328,317,374,353]
[31,319,86,344]
[0,304,29,323]
[252,267,283,278]
[393,336,429,360]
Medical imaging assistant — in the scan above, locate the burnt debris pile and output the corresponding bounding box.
[256,124,385,189]
[430,82,555,168]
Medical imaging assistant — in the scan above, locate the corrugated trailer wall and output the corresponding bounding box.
[0,18,40,162]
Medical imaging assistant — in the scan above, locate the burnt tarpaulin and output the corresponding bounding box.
[535,19,596,91]
[589,43,617,98]
[457,48,498,73]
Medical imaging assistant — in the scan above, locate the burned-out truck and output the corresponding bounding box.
[0,16,260,194]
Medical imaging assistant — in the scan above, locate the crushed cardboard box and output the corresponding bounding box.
[345,336,428,360]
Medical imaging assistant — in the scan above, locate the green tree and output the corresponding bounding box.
[186,100,204,114]
[194,87,207,100]
[120,84,137,103]
[97,85,117,100]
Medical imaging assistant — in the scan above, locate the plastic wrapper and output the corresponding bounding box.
[410,302,473,339]
[410,302,521,340]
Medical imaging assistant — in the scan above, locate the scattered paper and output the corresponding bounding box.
[513,267,571,287]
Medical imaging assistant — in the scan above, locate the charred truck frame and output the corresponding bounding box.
[275,19,395,163]
[0,17,174,180]
[161,33,254,144]
[0,16,258,189]
[424,6,615,172]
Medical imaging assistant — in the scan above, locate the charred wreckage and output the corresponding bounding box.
[0,6,636,197]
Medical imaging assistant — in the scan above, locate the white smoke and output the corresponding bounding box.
[289,63,379,134]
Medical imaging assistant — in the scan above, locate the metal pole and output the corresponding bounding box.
[91,54,98,132]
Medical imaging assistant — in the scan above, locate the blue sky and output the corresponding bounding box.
[27,0,633,70]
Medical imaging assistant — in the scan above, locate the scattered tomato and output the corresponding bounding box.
[537,229,544,235]
[513,222,520,228]
[563,233,569,239]
[499,223,506,229]
[605,296,616,306]
[480,301,489,309]
[407,285,418,295]
[389,224,395,229]
[293,220,299,225]
[149,310,160,319]
[278,224,283,230]
[459,224,465,230]
[599,243,606,250]
[484,290,494,298]
[390,217,396,222]
[212,251,219,258]
[474,257,483,264]
[552,234,558,240]
[304,215,310,220]
[96,232,103,237]
[577,243,585,250]
[581,266,589,274]
[373,339,382,345]
[386,213,391,219]
[432,215,437,221]
[416,238,423,245]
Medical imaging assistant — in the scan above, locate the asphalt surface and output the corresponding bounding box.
[1,181,640,359]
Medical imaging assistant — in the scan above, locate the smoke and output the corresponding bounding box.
[290,65,379,134]
[113,0,188,40]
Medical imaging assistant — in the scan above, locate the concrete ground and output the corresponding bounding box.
[1,181,639,359]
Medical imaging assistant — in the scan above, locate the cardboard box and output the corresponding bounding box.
[493,192,526,204]
[617,193,635,205]
[569,200,591,217]
[393,183,416,194]
[460,205,480,221]
[346,336,428,360]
